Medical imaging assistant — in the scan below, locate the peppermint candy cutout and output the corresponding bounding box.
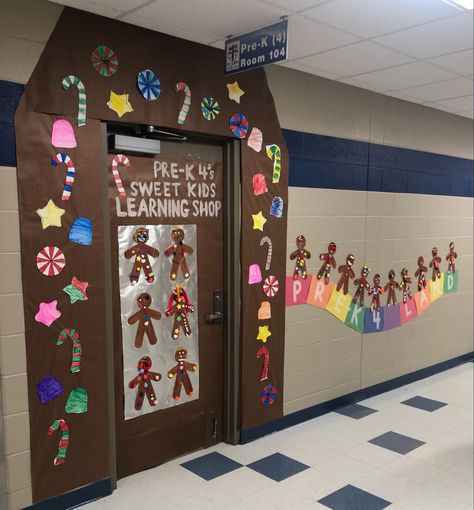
[261,384,277,406]
[36,246,66,276]
[263,275,279,298]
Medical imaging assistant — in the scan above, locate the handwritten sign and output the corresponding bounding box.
[116,159,222,219]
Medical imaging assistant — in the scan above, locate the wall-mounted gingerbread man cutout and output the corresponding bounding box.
[414,256,428,291]
[400,267,413,302]
[124,227,159,285]
[163,227,194,281]
[336,253,355,295]
[352,264,370,305]
[446,241,457,274]
[167,348,197,400]
[429,247,442,281]
[128,356,161,410]
[127,293,162,348]
[317,242,337,284]
[289,235,311,280]
[385,269,399,306]
[369,273,384,311]
[165,285,195,339]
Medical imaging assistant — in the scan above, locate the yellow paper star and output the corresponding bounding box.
[36,199,65,229]
[227,81,245,103]
[257,325,271,343]
[252,211,267,231]
[107,91,134,118]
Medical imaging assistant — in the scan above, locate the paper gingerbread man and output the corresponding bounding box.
[165,285,195,339]
[124,227,159,285]
[163,227,194,281]
[289,235,311,280]
[128,356,161,410]
[369,273,384,311]
[127,293,162,348]
[352,265,370,305]
[429,247,442,281]
[336,254,355,295]
[317,242,337,284]
[400,267,413,303]
[414,256,428,291]
[167,348,197,400]
[385,269,399,306]
[446,241,457,274]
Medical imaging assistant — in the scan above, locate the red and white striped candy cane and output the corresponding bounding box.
[257,345,270,381]
[260,236,273,271]
[50,153,75,201]
[111,154,130,196]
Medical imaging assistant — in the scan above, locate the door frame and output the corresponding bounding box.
[99,124,241,488]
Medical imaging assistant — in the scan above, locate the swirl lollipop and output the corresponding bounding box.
[200,97,220,121]
[229,113,248,139]
[90,45,118,77]
[137,69,161,101]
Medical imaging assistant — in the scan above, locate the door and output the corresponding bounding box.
[108,137,225,479]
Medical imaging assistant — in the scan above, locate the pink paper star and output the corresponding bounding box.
[35,300,61,327]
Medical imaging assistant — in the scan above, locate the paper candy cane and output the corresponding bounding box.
[47,419,69,466]
[175,82,191,125]
[57,328,82,373]
[266,144,281,183]
[111,154,130,196]
[260,236,273,271]
[62,75,86,126]
[50,153,75,201]
[257,345,269,381]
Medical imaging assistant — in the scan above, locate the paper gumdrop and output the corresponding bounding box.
[65,387,88,414]
[253,174,268,196]
[37,376,64,404]
[258,301,271,320]
[51,119,77,148]
[69,217,92,246]
[248,264,263,284]
[270,196,284,218]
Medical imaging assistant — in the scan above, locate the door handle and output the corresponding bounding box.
[205,291,224,324]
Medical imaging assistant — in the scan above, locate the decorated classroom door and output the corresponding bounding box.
[110,141,224,478]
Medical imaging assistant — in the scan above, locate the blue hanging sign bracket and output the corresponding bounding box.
[225,19,288,75]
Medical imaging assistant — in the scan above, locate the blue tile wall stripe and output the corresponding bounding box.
[283,128,473,198]
[1,80,472,198]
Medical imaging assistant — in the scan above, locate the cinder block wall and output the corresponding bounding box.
[265,66,473,415]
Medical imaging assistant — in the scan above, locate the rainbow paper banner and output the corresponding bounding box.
[285,271,458,334]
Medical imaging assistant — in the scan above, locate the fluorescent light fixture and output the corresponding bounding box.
[443,0,473,9]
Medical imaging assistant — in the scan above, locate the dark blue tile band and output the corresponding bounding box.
[283,128,473,197]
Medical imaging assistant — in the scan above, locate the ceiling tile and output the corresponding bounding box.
[303,0,460,38]
[263,0,329,13]
[287,14,360,59]
[427,49,474,76]
[345,62,457,91]
[279,60,343,80]
[121,13,216,44]
[374,13,473,59]
[457,111,473,119]
[49,0,123,17]
[430,95,473,111]
[297,40,413,76]
[92,0,150,11]
[397,77,473,101]
[133,0,286,39]
[338,77,390,93]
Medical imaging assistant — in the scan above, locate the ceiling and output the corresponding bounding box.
[50,0,473,119]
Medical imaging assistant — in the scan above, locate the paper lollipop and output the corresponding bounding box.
[90,45,118,77]
[201,97,220,121]
[263,275,279,297]
[229,113,248,139]
[261,384,277,406]
[36,246,66,276]
[137,69,161,101]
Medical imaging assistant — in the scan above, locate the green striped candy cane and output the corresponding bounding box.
[62,75,87,126]
[266,144,281,183]
[47,418,69,466]
[57,328,82,373]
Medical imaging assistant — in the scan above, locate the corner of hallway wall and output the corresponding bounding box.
[0,2,62,508]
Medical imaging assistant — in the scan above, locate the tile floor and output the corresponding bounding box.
[83,363,473,510]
